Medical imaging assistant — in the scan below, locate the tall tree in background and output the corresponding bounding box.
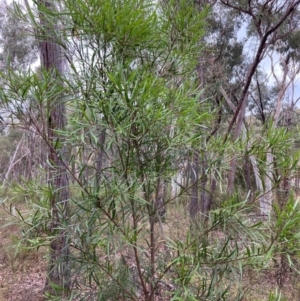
[0,0,37,72]
[2,0,300,299]
[36,0,70,295]
[0,0,40,184]
[185,0,300,218]
[188,0,240,218]
[221,0,300,195]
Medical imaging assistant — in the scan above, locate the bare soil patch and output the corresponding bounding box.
[0,222,46,301]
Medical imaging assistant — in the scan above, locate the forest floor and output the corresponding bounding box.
[0,218,46,301]
[0,203,300,301]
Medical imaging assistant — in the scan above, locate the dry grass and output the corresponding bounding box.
[0,207,46,301]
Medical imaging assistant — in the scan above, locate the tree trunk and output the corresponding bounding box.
[260,52,293,217]
[171,169,183,199]
[200,154,211,219]
[190,152,200,218]
[37,0,71,295]
[2,134,24,186]
[244,153,252,192]
[227,93,248,194]
[95,126,106,186]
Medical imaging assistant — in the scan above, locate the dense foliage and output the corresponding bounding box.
[0,0,300,300]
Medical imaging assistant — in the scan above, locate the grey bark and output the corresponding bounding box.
[200,155,211,219]
[2,134,24,186]
[190,60,212,218]
[190,152,200,218]
[227,93,248,194]
[37,0,71,295]
[261,53,294,216]
[95,127,106,185]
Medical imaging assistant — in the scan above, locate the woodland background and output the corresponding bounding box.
[1,0,300,300]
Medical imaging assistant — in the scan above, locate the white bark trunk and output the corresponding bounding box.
[2,134,25,186]
[262,153,274,216]
[171,172,183,199]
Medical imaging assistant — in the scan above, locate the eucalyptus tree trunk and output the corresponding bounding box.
[2,134,24,186]
[227,93,248,194]
[95,127,106,185]
[171,168,183,199]
[218,0,300,211]
[261,53,291,217]
[200,154,211,218]
[190,152,200,218]
[37,0,70,295]
[221,86,269,212]
[189,60,203,219]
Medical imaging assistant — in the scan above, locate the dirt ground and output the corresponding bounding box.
[0,223,46,301]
